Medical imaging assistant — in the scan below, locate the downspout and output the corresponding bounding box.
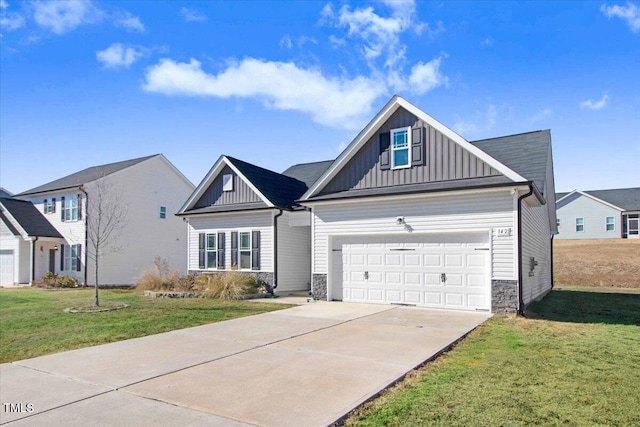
[517,184,534,316]
[272,209,284,294]
[80,186,89,287]
[550,234,554,289]
[31,237,38,285]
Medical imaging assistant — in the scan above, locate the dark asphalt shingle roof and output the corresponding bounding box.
[18,155,158,196]
[225,156,309,209]
[0,198,63,238]
[0,188,13,198]
[471,130,551,195]
[557,188,640,211]
[282,160,334,188]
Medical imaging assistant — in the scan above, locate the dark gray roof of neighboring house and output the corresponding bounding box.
[18,155,158,196]
[282,160,334,188]
[0,198,63,238]
[557,188,640,211]
[471,130,551,195]
[225,156,309,209]
[0,188,13,198]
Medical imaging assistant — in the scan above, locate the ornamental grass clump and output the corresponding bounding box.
[136,257,191,292]
[195,271,259,300]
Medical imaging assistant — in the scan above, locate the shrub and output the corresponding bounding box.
[195,271,259,300]
[136,257,189,291]
[34,272,78,288]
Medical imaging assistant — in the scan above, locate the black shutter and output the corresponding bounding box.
[231,232,238,268]
[251,230,260,270]
[60,244,65,270]
[61,197,66,222]
[76,245,82,272]
[379,132,391,170]
[43,199,48,214]
[77,194,82,220]
[198,233,206,269]
[411,126,425,166]
[52,198,56,213]
[217,232,225,269]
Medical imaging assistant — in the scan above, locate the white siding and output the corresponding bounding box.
[22,191,86,283]
[556,194,622,239]
[312,190,516,281]
[0,225,25,284]
[188,211,273,272]
[276,211,311,292]
[520,198,552,304]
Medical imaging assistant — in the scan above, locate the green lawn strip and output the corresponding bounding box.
[347,289,640,427]
[0,288,291,363]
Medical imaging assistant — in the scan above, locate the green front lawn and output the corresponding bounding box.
[346,288,640,427]
[0,288,290,363]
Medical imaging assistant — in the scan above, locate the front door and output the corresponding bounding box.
[49,249,56,273]
[628,215,639,239]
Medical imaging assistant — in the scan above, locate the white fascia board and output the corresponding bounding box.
[302,96,527,200]
[557,189,624,211]
[301,185,523,207]
[156,154,196,190]
[179,156,274,213]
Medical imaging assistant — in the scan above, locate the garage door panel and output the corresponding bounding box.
[0,250,15,286]
[340,234,490,311]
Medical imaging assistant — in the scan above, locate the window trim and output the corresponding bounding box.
[159,206,167,219]
[222,174,234,192]
[64,244,80,271]
[576,217,584,232]
[605,216,615,231]
[391,126,412,170]
[206,233,217,269]
[239,231,252,271]
[64,196,79,222]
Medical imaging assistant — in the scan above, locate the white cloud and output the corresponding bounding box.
[531,108,553,122]
[280,34,293,49]
[0,0,8,10]
[180,7,207,23]
[453,104,497,136]
[97,43,144,68]
[480,37,494,47]
[580,93,609,110]
[114,11,144,32]
[32,0,102,35]
[407,55,448,95]
[143,58,386,130]
[601,2,640,32]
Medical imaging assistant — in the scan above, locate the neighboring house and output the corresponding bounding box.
[0,154,194,286]
[177,155,332,293]
[1,198,64,285]
[0,188,13,198]
[181,96,557,314]
[555,188,640,239]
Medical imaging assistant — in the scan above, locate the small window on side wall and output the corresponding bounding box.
[576,218,584,232]
[160,206,167,219]
[606,216,614,231]
[391,127,411,169]
[556,218,560,228]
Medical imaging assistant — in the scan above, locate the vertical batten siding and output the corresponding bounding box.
[312,190,516,280]
[556,193,621,239]
[520,199,552,304]
[193,165,262,208]
[276,211,311,292]
[188,212,273,272]
[319,108,501,195]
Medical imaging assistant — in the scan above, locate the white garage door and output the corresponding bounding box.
[336,233,490,311]
[0,250,15,286]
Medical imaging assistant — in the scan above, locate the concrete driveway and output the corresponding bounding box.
[0,302,491,427]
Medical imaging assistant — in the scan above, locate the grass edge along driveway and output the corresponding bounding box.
[344,287,640,427]
[0,288,291,363]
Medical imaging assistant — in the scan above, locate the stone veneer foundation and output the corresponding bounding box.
[491,279,518,315]
[311,274,327,300]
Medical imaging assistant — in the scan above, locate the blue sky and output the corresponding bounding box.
[1,1,639,195]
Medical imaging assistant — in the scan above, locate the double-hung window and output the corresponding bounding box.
[206,233,217,269]
[159,206,167,219]
[43,198,56,214]
[606,216,615,231]
[576,218,584,232]
[64,197,79,221]
[239,232,251,270]
[63,244,80,271]
[391,127,411,169]
[556,218,560,228]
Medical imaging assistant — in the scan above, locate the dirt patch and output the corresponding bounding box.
[554,239,640,288]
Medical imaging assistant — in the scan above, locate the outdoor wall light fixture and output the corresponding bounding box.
[53,245,58,251]
[396,216,405,225]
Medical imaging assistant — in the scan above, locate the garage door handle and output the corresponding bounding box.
[440,273,447,283]
[364,271,369,280]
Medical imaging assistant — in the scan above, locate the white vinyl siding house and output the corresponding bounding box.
[13,154,194,286]
[556,191,625,239]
